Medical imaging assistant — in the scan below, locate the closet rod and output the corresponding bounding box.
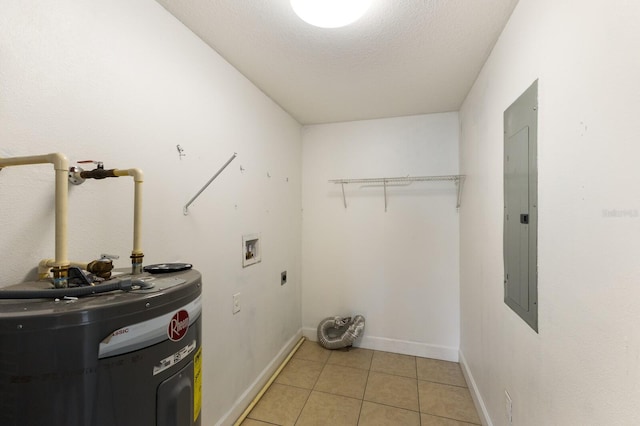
[329,175,461,184]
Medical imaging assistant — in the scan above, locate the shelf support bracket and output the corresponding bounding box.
[383,179,388,212]
[341,183,347,209]
[455,176,465,209]
[183,152,237,215]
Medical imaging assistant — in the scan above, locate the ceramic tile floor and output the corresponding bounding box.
[242,341,481,426]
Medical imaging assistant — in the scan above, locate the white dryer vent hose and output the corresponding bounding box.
[317,315,365,349]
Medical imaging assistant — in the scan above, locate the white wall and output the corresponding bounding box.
[0,1,302,424]
[302,113,460,360]
[459,1,640,425]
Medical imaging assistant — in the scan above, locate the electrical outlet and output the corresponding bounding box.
[232,292,241,314]
[505,390,513,425]
[281,271,287,286]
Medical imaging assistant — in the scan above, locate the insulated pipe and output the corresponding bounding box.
[0,153,70,287]
[74,167,145,274]
[113,168,144,274]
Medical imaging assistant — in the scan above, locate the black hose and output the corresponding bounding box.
[0,278,134,299]
[80,169,117,180]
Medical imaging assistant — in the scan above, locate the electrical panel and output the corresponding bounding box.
[504,80,538,332]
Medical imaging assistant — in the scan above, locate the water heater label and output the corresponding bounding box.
[153,340,197,376]
[168,309,189,342]
[98,296,202,359]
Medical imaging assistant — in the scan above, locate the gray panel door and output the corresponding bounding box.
[505,126,530,310]
[504,80,538,332]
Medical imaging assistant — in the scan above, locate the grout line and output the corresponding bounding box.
[275,382,316,392]
[361,398,421,414]
[420,411,482,426]
[356,359,373,425]
[311,389,363,400]
[413,354,419,417]
[293,342,332,425]
[420,411,482,425]
[417,378,469,388]
[244,419,280,426]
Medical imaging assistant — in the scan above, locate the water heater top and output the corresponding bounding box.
[0,268,201,330]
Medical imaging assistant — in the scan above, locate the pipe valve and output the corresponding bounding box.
[78,160,103,169]
[69,161,105,185]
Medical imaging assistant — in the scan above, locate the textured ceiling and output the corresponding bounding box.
[155,0,519,124]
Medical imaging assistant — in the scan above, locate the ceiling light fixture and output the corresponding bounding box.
[290,0,372,29]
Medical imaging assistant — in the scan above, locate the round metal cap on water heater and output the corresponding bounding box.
[0,269,202,426]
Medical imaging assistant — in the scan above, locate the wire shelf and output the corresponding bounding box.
[328,174,465,211]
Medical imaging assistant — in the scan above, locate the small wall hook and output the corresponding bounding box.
[176,145,186,159]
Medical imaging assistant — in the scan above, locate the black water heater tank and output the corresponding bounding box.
[0,269,202,426]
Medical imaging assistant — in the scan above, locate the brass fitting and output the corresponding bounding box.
[51,265,70,288]
[130,253,144,275]
[86,259,114,279]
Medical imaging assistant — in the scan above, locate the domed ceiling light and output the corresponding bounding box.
[290,0,372,28]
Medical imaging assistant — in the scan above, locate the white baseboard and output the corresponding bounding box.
[215,329,303,426]
[302,327,458,362]
[459,350,493,426]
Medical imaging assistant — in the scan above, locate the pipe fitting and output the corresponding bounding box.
[38,259,54,278]
[86,258,114,279]
[114,168,144,182]
[47,153,69,171]
[130,252,144,275]
[51,265,70,289]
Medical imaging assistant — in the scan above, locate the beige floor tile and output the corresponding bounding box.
[357,401,420,426]
[314,363,369,399]
[418,381,481,424]
[421,413,480,425]
[327,347,373,370]
[370,351,417,378]
[363,371,419,411]
[416,358,467,387]
[275,358,324,389]
[327,348,373,370]
[296,391,361,426]
[247,383,310,426]
[293,340,331,363]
